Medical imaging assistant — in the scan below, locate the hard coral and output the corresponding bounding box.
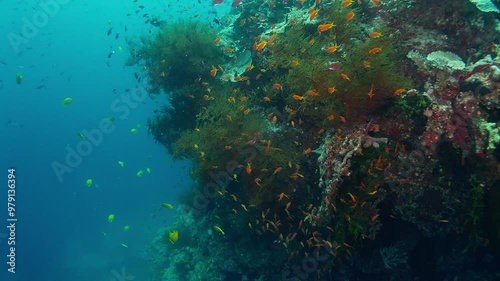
[419,51,500,158]
[317,125,388,222]
[421,89,482,157]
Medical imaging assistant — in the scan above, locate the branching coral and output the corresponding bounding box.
[380,241,408,270]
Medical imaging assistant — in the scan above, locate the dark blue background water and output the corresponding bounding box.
[0,1,234,280]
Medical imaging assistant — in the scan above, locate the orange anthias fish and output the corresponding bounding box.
[340,73,350,81]
[370,32,383,38]
[341,0,353,7]
[326,45,340,53]
[292,94,304,100]
[371,0,380,6]
[268,34,277,47]
[210,66,218,77]
[308,9,319,21]
[318,23,335,32]
[254,41,267,51]
[214,37,221,45]
[272,167,283,175]
[273,83,283,91]
[394,88,406,96]
[367,84,374,99]
[369,47,382,54]
[307,90,320,96]
[346,11,355,21]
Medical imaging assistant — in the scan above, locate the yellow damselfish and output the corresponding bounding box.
[118,161,124,167]
[85,179,93,187]
[108,214,115,222]
[137,170,144,177]
[62,97,72,105]
[214,226,225,235]
[161,203,174,209]
[169,230,179,244]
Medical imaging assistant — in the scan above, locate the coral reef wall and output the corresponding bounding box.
[132,0,500,280]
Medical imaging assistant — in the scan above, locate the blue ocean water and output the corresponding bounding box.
[0,1,229,280]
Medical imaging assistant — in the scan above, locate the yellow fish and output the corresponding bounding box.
[214,225,225,235]
[130,128,137,134]
[169,230,179,244]
[161,203,174,209]
[85,179,93,187]
[108,214,115,222]
[123,225,130,231]
[118,161,124,167]
[16,73,23,84]
[62,97,72,105]
[137,170,144,177]
[147,167,151,174]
